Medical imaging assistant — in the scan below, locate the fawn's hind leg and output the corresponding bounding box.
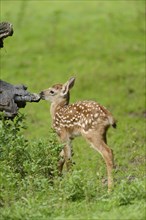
[82,130,114,192]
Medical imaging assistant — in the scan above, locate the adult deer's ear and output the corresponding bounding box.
[61,77,75,96]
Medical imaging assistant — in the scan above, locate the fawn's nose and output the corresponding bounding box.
[39,91,45,99]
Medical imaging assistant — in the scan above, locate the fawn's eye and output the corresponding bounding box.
[49,90,55,95]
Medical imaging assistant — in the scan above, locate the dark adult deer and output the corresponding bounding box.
[40,77,116,192]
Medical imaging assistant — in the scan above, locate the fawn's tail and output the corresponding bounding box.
[108,115,117,128]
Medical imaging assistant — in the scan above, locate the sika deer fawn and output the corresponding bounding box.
[40,77,116,192]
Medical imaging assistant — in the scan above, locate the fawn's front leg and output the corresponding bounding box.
[58,133,73,173]
[58,149,65,174]
[63,140,73,171]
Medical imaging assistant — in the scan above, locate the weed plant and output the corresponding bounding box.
[0,114,62,206]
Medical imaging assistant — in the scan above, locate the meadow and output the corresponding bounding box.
[0,0,145,219]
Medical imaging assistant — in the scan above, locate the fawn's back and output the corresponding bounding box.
[54,100,115,137]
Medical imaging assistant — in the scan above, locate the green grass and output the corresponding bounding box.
[0,0,145,219]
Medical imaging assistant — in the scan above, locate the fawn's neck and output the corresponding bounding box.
[50,100,68,119]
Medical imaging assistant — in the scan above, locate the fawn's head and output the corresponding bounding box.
[40,77,75,105]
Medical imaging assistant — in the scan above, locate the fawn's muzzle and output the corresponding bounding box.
[39,91,45,100]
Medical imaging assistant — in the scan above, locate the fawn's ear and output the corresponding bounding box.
[61,77,75,96]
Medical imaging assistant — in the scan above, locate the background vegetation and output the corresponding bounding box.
[0,0,145,219]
